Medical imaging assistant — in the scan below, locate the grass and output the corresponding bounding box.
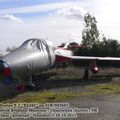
[87,84,120,94]
[3,83,120,103]
[3,90,76,103]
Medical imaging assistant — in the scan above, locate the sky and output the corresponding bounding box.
[0,0,120,50]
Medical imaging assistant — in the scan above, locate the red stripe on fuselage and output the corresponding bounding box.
[56,47,70,50]
[55,55,71,63]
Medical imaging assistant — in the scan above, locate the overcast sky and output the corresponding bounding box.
[0,0,120,50]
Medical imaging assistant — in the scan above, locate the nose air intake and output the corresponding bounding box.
[0,60,4,75]
[0,60,13,85]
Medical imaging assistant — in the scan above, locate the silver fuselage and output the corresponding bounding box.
[2,39,55,79]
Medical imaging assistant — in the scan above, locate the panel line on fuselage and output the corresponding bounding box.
[42,39,52,67]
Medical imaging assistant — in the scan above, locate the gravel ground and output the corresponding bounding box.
[34,94,120,120]
[7,94,120,120]
[67,94,120,120]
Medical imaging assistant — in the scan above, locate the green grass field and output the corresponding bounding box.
[3,83,120,103]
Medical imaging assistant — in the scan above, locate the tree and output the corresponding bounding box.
[69,42,78,46]
[82,13,99,47]
[102,38,119,56]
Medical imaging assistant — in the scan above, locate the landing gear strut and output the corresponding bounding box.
[83,60,98,80]
[83,68,89,79]
[26,75,38,90]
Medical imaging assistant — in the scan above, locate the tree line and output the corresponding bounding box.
[71,13,120,67]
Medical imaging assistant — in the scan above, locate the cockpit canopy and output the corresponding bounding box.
[20,38,55,51]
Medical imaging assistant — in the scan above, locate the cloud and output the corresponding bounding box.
[0,2,85,14]
[0,0,23,2]
[0,0,11,2]
[0,16,83,50]
[0,14,23,23]
[55,6,87,20]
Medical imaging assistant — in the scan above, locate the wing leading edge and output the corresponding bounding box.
[56,54,120,61]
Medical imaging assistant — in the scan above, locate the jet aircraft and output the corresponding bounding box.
[0,38,120,91]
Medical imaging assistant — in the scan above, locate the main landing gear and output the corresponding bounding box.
[83,68,89,80]
[83,60,98,80]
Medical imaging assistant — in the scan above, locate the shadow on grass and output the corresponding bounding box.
[34,72,116,90]
[0,71,120,102]
[0,83,19,102]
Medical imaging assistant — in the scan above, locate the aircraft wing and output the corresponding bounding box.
[68,56,120,61]
[56,54,120,61]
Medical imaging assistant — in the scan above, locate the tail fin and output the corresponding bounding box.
[63,36,71,49]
